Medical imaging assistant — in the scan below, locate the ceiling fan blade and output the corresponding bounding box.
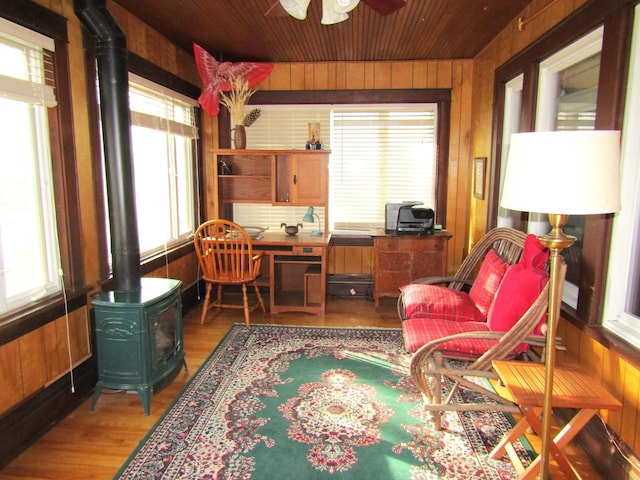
[361,0,406,16]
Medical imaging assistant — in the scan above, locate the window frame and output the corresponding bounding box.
[219,89,452,229]
[235,102,439,232]
[603,4,640,346]
[82,46,202,283]
[490,2,633,330]
[0,1,85,343]
[126,73,199,258]
[533,27,603,310]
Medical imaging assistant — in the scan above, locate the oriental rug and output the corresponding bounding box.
[116,325,531,479]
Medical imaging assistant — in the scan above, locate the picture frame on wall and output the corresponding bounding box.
[474,157,487,199]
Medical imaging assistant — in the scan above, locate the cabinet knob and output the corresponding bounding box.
[293,174,297,185]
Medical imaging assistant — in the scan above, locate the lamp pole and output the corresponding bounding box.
[538,213,575,478]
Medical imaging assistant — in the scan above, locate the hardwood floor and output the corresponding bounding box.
[0,296,603,479]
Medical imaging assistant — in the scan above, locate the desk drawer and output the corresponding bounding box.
[292,246,323,256]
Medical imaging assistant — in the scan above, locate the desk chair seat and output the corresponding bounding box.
[194,220,266,327]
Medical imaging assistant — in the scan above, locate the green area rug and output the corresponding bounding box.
[117,325,531,479]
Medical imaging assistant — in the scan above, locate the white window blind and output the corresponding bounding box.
[246,104,330,150]
[128,76,197,256]
[237,103,437,232]
[331,105,436,230]
[129,73,198,139]
[0,17,56,107]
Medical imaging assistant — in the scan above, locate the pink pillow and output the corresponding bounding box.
[400,284,485,323]
[487,234,549,333]
[469,249,508,317]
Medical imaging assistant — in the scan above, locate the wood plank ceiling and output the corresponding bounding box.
[113,0,535,62]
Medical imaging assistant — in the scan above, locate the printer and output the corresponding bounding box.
[385,202,435,235]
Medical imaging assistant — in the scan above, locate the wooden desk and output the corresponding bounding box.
[490,361,622,480]
[252,232,330,314]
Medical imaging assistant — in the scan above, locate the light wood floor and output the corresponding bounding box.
[0,296,603,479]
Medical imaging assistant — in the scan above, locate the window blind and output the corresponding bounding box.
[246,104,330,150]
[331,105,436,229]
[240,103,437,232]
[129,73,198,139]
[0,18,56,107]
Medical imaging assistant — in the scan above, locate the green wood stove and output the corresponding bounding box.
[91,277,186,415]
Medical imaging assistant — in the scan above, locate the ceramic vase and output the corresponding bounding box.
[233,125,246,149]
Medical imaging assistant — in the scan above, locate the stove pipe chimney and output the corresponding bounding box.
[74,0,140,292]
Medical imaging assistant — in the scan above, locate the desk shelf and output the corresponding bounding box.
[273,255,323,313]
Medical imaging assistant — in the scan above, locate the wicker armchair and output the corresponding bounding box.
[398,227,560,429]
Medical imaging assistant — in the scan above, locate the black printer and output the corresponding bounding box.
[385,202,435,235]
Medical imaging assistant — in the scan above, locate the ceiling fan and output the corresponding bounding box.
[266,0,407,24]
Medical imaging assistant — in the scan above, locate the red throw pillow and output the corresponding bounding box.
[469,249,509,318]
[487,234,549,333]
[400,284,485,323]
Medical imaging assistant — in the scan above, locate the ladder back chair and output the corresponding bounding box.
[194,220,266,327]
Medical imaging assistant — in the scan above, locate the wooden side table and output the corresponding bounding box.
[490,361,622,480]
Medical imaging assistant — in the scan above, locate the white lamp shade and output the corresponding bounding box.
[280,0,311,20]
[500,130,621,215]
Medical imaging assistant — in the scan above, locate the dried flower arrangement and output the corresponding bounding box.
[219,76,261,127]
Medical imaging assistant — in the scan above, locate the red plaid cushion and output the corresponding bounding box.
[468,249,508,317]
[399,284,485,323]
[402,317,520,357]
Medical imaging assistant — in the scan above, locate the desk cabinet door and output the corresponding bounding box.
[292,154,327,205]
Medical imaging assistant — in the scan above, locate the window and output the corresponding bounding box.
[603,5,640,347]
[103,75,199,261]
[0,18,61,314]
[497,74,523,228]
[233,103,437,232]
[534,27,603,308]
[330,106,436,230]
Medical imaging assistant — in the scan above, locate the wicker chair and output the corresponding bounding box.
[398,227,560,429]
[194,220,266,327]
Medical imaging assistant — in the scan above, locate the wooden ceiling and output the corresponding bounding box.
[113,0,534,63]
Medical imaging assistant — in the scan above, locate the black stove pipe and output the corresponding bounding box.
[74,0,141,292]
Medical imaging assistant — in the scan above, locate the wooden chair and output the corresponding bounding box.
[194,220,266,327]
[397,227,558,429]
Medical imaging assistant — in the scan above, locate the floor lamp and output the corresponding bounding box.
[499,130,621,478]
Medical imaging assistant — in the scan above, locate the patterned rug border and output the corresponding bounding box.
[116,323,533,479]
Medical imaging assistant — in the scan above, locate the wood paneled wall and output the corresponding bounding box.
[0,307,90,415]
[328,245,374,276]
[470,0,638,454]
